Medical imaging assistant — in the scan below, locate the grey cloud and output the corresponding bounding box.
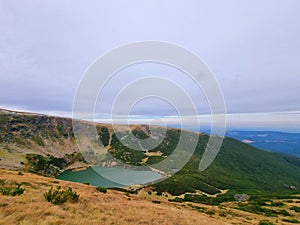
[0,0,300,131]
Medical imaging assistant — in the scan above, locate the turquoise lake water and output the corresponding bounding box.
[56,166,161,187]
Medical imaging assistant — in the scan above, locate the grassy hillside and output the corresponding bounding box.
[152,136,300,196]
[1,169,300,225]
[0,169,229,225]
[0,108,300,199]
[0,108,79,170]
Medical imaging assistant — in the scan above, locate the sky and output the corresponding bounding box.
[0,0,300,132]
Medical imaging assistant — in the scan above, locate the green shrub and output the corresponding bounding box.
[249,198,268,206]
[187,203,205,212]
[44,186,79,205]
[108,187,137,194]
[96,186,107,193]
[269,201,284,207]
[290,206,300,212]
[183,194,223,205]
[0,183,25,196]
[205,210,215,215]
[238,204,278,217]
[278,209,290,216]
[282,218,299,223]
[259,221,275,225]
[219,212,227,217]
[152,200,161,204]
[168,197,184,203]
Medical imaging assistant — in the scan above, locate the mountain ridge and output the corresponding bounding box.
[224,130,300,157]
[0,108,300,197]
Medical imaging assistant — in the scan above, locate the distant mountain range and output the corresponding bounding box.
[224,131,300,157]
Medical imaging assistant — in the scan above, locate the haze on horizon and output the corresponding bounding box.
[0,0,300,132]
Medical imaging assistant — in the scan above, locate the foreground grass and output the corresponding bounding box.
[0,169,227,225]
[1,169,299,225]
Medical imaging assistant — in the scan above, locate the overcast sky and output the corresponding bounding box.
[0,0,300,132]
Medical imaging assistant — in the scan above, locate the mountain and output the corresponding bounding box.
[225,131,300,157]
[1,108,300,198]
[0,108,81,172]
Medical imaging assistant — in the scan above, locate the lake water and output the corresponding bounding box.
[56,166,161,187]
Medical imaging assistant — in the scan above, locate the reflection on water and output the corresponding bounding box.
[56,166,161,187]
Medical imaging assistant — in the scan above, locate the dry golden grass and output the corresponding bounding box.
[0,169,229,225]
[1,169,299,225]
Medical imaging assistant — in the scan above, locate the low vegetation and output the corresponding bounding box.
[282,218,299,223]
[259,221,275,225]
[151,135,300,199]
[238,204,281,217]
[291,206,300,212]
[108,187,139,194]
[26,153,85,176]
[44,185,79,204]
[1,109,300,224]
[152,200,161,204]
[1,109,300,198]
[96,186,107,193]
[0,180,24,196]
[0,169,227,225]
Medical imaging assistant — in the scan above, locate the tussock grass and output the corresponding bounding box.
[1,168,299,225]
[0,169,226,225]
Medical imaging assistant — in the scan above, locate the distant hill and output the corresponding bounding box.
[0,108,300,198]
[225,131,300,157]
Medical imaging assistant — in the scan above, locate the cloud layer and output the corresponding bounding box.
[1,0,300,131]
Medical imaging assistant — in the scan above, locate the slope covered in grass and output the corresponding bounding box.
[1,108,300,198]
[0,169,229,225]
[152,135,300,195]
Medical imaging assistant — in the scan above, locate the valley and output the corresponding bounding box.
[1,108,300,224]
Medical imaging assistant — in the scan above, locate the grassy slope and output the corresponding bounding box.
[1,108,300,197]
[1,109,300,224]
[0,169,229,225]
[1,169,300,225]
[205,137,300,192]
[0,109,79,170]
[153,135,300,195]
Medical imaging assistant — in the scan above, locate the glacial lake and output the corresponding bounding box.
[56,166,161,187]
